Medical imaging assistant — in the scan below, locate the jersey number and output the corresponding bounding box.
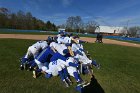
[52,61,57,65]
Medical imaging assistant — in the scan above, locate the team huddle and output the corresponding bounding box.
[19,31,100,92]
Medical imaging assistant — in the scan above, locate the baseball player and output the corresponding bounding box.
[33,52,72,87]
[49,41,69,56]
[33,46,54,70]
[71,42,100,76]
[20,40,48,70]
[65,57,85,85]
[49,52,85,86]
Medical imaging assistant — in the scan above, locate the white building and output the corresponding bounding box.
[95,26,124,34]
[58,28,65,33]
[136,30,140,37]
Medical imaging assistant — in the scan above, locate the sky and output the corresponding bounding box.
[0,0,140,27]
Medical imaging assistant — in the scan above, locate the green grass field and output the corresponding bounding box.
[0,39,140,93]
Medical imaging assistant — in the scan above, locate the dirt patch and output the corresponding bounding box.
[0,34,140,48]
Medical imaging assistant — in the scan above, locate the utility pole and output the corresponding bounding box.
[126,20,129,35]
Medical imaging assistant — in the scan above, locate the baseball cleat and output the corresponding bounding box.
[63,79,69,88]
[66,78,72,86]
[20,65,24,70]
[23,63,28,70]
[77,64,83,74]
[82,82,90,87]
[96,64,100,69]
[28,67,33,71]
[19,58,22,63]
[77,80,86,86]
[33,71,37,78]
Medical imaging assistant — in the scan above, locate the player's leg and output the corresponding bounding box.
[62,67,72,85]
[33,69,42,78]
[28,60,37,71]
[20,47,34,70]
[91,60,100,69]
[57,66,69,87]
[34,59,43,69]
[20,55,27,70]
[42,66,53,78]
[73,71,85,85]
[20,55,30,70]
[80,50,100,69]
[67,66,84,86]
[57,59,73,85]
[33,65,49,78]
[29,46,38,58]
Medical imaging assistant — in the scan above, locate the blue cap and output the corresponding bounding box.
[47,36,52,42]
[59,30,64,34]
[53,36,58,42]
[63,49,69,54]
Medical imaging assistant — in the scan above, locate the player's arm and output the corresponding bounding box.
[68,46,74,56]
[78,40,88,43]
[71,38,78,43]
[68,62,79,68]
[50,43,57,53]
[51,46,57,53]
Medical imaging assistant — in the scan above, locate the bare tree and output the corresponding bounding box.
[85,21,99,34]
[66,16,74,31]
[58,24,66,29]
[0,7,9,14]
[0,7,10,28]
[128,26,140,37]
[66,16,83,32]
[75,16,83,33]
[120,26,140,37]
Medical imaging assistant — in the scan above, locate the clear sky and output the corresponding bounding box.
[0,0,140,27]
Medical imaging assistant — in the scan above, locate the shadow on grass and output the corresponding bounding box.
[82,75,105,93]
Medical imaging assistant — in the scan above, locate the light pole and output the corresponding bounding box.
[126,20,129,35]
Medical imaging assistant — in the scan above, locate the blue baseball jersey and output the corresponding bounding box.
[35,47,54,63]
[50,52,66,62]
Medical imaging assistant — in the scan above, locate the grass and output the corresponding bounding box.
[0,39,140,93]
[84,43,140,93]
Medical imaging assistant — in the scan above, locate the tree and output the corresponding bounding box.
[52,23,57,31]
[16,10,26,29]
[9,13,17,29]
[58,24,66,29]
[46,21,52,31]
[0,7,9,14]
[66,16,74,31]
[128,26,140,37]
[45,21,57,31]
[85,21,99,34]
[25,12,33,29]
[74,16,83,33]
[0,7,57,31]
[66,16,83,32]
[0,7,9,28]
